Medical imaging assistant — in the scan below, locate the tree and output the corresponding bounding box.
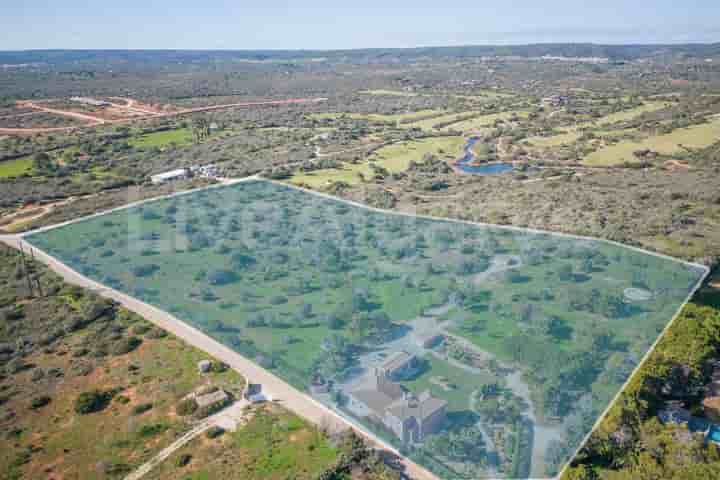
[75,390,112,414]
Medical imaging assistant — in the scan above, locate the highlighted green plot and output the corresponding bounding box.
[26,180,706,479]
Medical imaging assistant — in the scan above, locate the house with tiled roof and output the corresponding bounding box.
[348,367,447,444]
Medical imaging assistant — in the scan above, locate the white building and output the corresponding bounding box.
[150,168,188,184]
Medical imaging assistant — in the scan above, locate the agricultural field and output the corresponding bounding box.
[128,128,195,149]
[25,179,706,479]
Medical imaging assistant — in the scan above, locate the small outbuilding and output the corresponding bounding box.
[197,360,212,374]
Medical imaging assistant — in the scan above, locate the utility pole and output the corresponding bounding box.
[29,247,43,297]
[18,243,34,297]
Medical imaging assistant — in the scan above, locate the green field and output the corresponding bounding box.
[0,155,33,177]
[440,111,530,133]
[291,136,464,187]
[309,109,443,124]
[129,128,194,148]
[26,180,705,478]
[583,116,720,166]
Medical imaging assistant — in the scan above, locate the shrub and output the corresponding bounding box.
[145,328,167,339]
[110,336,142,355]
[176,398,198,416]
[115,395,131,405]
[132,402,154,415]
[176,453,192,467]
[132,264,159,278]
[206,426,225,439]
[30,395,51,409]
[137,422,168,438]
[207,269,237,285]
[131,324,151,335]
[75,390,112,414]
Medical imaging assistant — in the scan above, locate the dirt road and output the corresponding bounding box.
[0,233,437,480]
[0,97,328,135]
[123,400,250,480]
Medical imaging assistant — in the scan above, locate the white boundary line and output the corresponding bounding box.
[12,176,712,480]
[555,264,709,479]
[0,234,439,480]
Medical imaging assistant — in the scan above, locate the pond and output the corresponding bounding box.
[455,137,514,175]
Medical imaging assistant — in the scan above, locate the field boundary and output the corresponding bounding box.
[9,177,710,480]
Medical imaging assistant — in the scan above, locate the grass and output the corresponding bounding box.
[291,136,465,187]
[309,109,443,124]
[401,355,495,412]
[0,156,33,177]
[439,110,530,133]
[583,116,720,166]
[128,128,194,148]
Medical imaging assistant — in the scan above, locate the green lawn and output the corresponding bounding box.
[401,355,495,412]
[0,156,33,177]
[129,128,194,148]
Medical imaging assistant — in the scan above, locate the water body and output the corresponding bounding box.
[456,137,514,175]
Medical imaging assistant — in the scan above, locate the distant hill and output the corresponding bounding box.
[1,43,719,67]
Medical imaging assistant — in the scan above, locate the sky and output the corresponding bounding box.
[3,1,720,50]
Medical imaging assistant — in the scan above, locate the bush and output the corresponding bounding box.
[110,336,142,355]
[132,402,153,415]
[137,423,168,438]
[176,454,192,467]
[131,324,151,335]
[30,395,51,409]
[176,398,198,416]
[115,395,131,405]
[206,426,225,439]
[145,328,167,339]
[75,390,112,414]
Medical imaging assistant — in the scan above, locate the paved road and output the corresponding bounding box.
[0,234,438,480]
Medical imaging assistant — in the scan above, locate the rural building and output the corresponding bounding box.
[348,368,447,444]
[195,389,230,410]
[189,164,220,179]
[703,360,720,422]
[415,333,445,349]
[69,96,111,107]
[379,351,421,380]
[197,359,212,373]
[244,383,269,403]
[150,168,188,184]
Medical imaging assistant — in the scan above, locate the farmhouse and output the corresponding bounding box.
[379,351,421,380]
[150,168,188,184]
[195,389,230,409]
[348,368,447,444]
